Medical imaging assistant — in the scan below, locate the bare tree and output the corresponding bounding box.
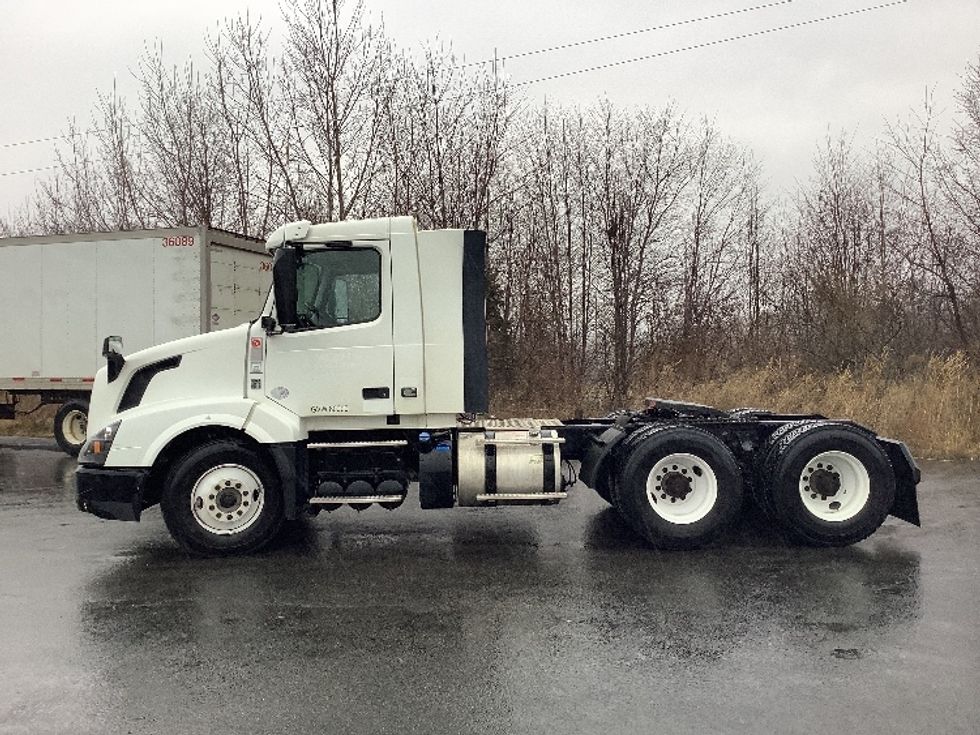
[592,102,691,404]
[889,96,974,354]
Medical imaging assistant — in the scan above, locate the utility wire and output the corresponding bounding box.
[517,0,908,86]
[0,1,907,172]
[0,133,82,150]
[0,165,61,178]
[461,0,801,68]
[0,0,799,149]
[0,125,133,151]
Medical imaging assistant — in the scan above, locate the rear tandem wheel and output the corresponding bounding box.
[613,425,744,550]
[758,422,896,547]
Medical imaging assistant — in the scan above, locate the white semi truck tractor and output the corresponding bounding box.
[74,216,921,555]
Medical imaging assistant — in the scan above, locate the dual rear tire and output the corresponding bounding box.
[600,422,895,549]
[756,422,895,547]
[608,426,743,550]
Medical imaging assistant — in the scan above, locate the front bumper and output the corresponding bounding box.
[76,465,151,522]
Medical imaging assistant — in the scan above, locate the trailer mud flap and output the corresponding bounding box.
[879,438,921,526]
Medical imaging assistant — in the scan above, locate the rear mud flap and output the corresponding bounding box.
[879,438,921,526]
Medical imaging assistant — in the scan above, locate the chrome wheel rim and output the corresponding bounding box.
[190,464,265,535]
[798,450,870,522]
[645,453,718,525]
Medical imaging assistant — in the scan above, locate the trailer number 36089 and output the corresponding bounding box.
[161,236,194,247]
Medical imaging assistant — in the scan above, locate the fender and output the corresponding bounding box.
[106,398,255,468]
[242,400,307,520]
[579,423,629,488]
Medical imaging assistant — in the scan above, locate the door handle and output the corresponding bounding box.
[362,387,390,400]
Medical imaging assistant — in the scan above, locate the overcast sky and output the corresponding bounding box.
[1,0,978,222]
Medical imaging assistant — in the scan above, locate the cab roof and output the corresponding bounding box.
[264,216,417,251]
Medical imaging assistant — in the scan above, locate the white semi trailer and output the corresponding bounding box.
[74,216,921,554]
[0,227,270,454]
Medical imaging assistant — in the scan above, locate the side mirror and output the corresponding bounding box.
[102,335,125,383]
[102,335,123,357]
[272,247,299,330]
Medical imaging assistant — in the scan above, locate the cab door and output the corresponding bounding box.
[262,241,394,418]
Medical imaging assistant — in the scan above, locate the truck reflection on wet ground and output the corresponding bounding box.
[0,438,976,735]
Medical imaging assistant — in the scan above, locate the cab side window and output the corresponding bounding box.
[295,248,381,329]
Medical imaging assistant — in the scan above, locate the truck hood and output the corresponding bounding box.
[87,324,252,435]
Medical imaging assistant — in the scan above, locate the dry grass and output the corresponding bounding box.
[0,398,57,438]
[642,353,980,459]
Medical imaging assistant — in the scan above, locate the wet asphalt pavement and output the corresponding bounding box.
[0,438,978,735]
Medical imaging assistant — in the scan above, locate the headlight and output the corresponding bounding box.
[79,421,121,466]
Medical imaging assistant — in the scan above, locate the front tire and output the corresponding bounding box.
[760,423,895,547]
[54,399,89,456]
[161,441,284,556]
[616,426,743,550]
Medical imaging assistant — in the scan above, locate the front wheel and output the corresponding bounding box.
[161,441,284,556]
[616,426,743,550]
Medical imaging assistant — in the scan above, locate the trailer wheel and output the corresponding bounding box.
[54,399,89,456]
[617,426,743,550]
[761,423,895,547]
[161,441,284,556]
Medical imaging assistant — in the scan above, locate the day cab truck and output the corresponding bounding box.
[74,216,921,555]
[0,227,270,455]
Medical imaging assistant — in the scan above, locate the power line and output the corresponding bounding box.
[461,0,801,68]
[0,126,134,151]
[517,0,908,86]
[0,133,81,150]
[0,0,908,172]
[0,165,61,178]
